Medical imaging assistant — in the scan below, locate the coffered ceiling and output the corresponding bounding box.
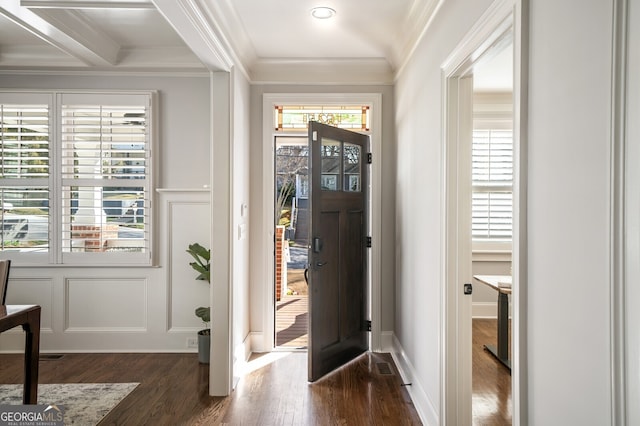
[0,0,441,83]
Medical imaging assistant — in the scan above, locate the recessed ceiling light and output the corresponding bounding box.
[311,7,336,20]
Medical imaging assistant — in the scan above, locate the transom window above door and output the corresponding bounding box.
[274,105,369,131]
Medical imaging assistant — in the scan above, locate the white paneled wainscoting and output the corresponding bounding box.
[0,189,210,353]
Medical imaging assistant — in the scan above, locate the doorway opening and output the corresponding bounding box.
[274,135,309,349]
[261,95,383,362]
[273,107,371,350]
[441,1,528,424]
[470,34,514,425]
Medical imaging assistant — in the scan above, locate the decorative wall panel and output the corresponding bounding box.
[65,278,147,331]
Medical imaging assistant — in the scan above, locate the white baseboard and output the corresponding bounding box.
[473,302,497,318]
[249,331,265,353]
[389,333,439,426]
[380,330,394,351]
[232,333,254,389]
[241,333,253,362]
[472,301,513,319]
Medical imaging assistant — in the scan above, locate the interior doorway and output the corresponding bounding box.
[441,1,528,424]
[470,35,514,425]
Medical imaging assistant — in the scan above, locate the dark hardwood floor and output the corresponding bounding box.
[0,351,419,425]
[473,318,512,425]
[221,352,420,425]
[0,352,228,425]
[0,319,510,425]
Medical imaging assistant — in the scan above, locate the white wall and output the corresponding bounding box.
[527,0,613,423]
[393,0,494,421]
[231,70,252,377]
[0,73,213,353]
[394,0,616,424]
[625,1,640,422]
[472,258,511,317]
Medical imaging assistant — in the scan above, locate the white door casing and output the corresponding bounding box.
[616,0,639,423]
[443,73,474,425]
[441,0,529,424]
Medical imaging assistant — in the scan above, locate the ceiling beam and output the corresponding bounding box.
[0,0,120,66]
[152,0,233,72]
[20,0,154,9]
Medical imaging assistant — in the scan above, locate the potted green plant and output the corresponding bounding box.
[187,242,211,364]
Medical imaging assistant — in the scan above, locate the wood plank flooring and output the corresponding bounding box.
[0,319,511,425]
[473,318,512,425]
[0,352,419,425]
[0,353,228,425]
[221,351,421,425]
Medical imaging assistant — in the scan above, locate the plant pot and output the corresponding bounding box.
[197,329,210,364]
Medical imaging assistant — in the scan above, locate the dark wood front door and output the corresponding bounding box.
[307,121,369,382]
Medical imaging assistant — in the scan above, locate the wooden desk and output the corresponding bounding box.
[0,304,41,404]
[473,275,511,371]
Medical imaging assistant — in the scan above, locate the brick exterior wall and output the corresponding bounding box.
[275,225,285,301]
[71,224,120,252]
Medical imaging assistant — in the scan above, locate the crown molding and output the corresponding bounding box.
[394,0,444,79]
[152,0,233,72]
[0,68,210,77]
[198,0,255,79]
[21,0,154,8]
[0,45,86,67]
[250,58,394,85]
[0,45,205,71]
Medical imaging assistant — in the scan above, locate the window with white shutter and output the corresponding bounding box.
[472,127,513,244]
[0,91,154,265]
[0,94,51,256]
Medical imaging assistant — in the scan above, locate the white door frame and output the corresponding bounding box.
[441,0,529,424]
[615,0,637,423]
[259,93,383,353]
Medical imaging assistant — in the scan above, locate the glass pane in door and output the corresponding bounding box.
[343,143,361,192]
[321,138,341,191]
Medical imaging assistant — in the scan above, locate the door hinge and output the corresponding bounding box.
[365,320,372,331]
[367,152,372,164]
[365,236,372,248]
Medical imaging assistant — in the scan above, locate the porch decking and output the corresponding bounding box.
[276,294,308,348]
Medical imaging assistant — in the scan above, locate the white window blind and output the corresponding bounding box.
[0,91,153,264]
[0,101,50,252]
[472,129,513,241]
[60,95,150,256]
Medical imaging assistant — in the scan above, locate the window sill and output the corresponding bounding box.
[11,263,161,269]
[472,250,512,262]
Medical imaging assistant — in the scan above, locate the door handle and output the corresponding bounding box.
[313,237,322,253]
[316,261,328,268]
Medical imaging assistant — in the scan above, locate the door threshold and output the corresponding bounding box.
[273,346,307,353]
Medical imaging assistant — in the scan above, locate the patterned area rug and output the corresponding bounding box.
[0,383,138,425]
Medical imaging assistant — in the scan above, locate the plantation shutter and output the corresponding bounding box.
[0,94,51,252]
[472,129,513,240]
[59,93,151,258]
